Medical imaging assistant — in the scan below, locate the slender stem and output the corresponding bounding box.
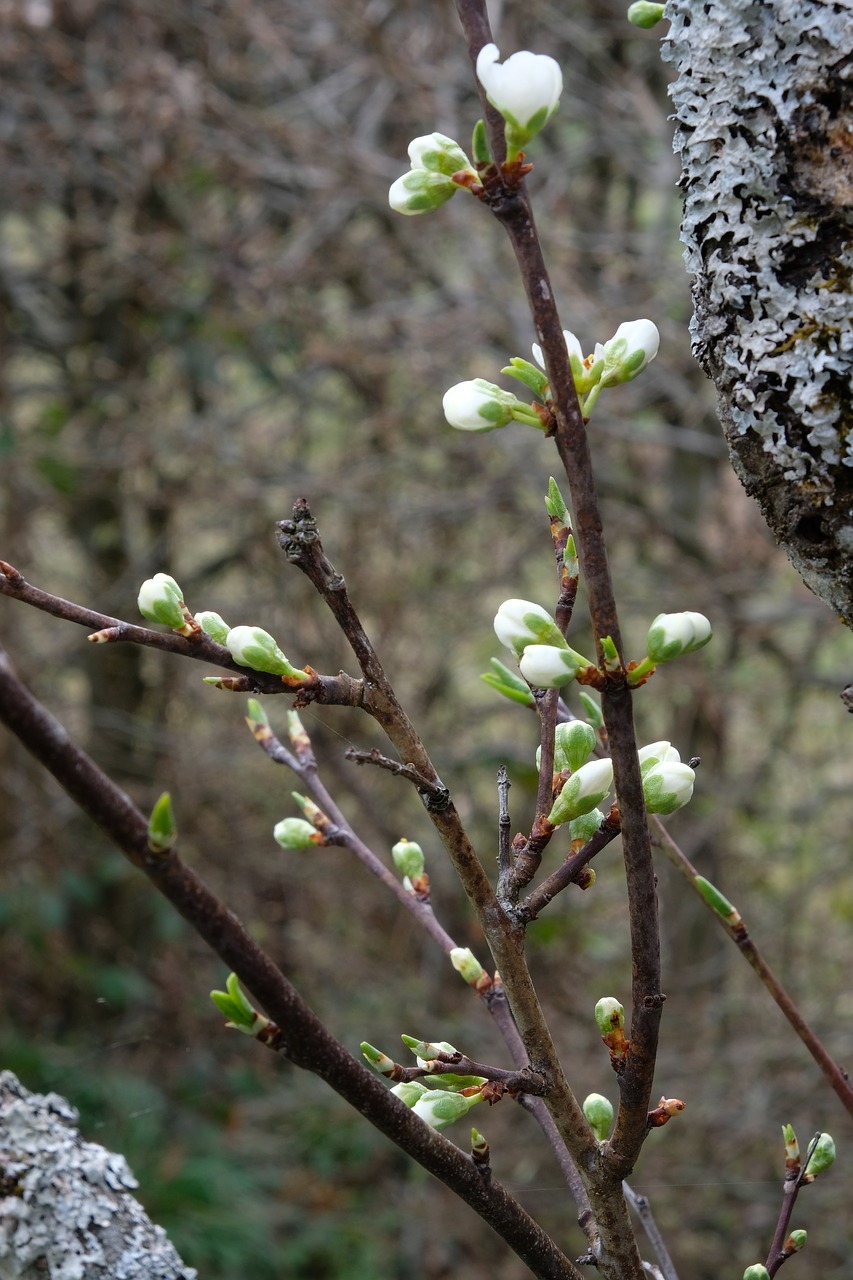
[651,818,853,1120]
[623,1182,681,1280]
[0,647,584,1280]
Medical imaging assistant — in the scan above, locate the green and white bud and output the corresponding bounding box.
[782,1123,800,1165]
[389,168,460,215]
[476,43,563,157]
[533,329,604,397]
[392,838,425,880]
[147,791,177,853]
[194,611,231,644]
[645,611,712,663]
[481,657,537,707]
[494,599,567,657]
[226,625,308,680]
[594,997,625,1035]
[519,643,582,688]
[442,380,543,433]
[360,1042,397,1076]
[407,132,473,177]
[785,1230,807,1253]
[137,573,186,630]
[599,319,660,387]
[803,1132,836,1182]
[583,1092,614,1141]
[412,1087,483,1131]
[627,2,666,27]
[536,721,596,773]
[245,698,270,731]
[742,1267,770,1280]
[638,740,681,771]
[548,758,614,826]
[450,947,485,987]
[391,1081,429,1106]
[642,760,695,815]
[273,817,324,849]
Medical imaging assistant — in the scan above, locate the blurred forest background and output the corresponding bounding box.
[0,0,851,1277]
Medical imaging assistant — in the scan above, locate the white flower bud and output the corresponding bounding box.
[493,599,566,657]
[273,817,322,849]
[194,610,231,644]
[389,169,459,216]
[442,379,531,432]
[391,838,425,880]
[449,947,485,986]
[638,740,681,771]
[226,625,306,679]
[407,132,472,177]
[519,644,581,688]
[646,611,712,663]
[599,319,660,387]
[137,573,186,629]
[642,761,695,815]
[476,44,563,149]
[548,758,614,826]
[391,1081,429,1106]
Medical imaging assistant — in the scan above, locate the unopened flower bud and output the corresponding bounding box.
[548,758,614,826]
[226,625,308,679]
[407,132,472,176]
[554,720,596,772]
[594,997,624,1035]
[392,838,425,880]
[494,599,567,657]
[638,740,681,770]
[785,1230,807,1253]
[520,643,582,688]
[412,1088,482,1131]
[442,380,542,433]
[583,1092,614,1141]
[273,817,324,849]
[195,611,231,644]
[627,1,665,27]
[742,1267,770,1280]
[642,760,695,815]
[476,44,563,156]
[137,573,186,630]
[645,611,712,663]
[599,319,660,387]
[803,1132,836,1182]
[569,808,605,846]
[389,168,460,215]
[391,1081,429,1106]
[450,947,485,987]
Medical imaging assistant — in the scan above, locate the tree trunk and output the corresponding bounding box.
[664,0,853,624]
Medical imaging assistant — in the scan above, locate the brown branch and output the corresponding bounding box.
[0,646,584,1280]
[516,808,623,925]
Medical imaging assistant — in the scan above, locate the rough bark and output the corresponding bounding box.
[0,1071,196,1280]
[663,0,853,623]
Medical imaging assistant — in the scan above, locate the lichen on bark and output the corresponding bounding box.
[663,0,853,622]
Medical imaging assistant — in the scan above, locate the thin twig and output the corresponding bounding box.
[623,1182,680,1280]
[516,808,623,925]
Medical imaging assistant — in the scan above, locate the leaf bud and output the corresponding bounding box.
[594,997,624,1035]
[450,947,487,988]
[273,817,324,849]
[481,658,537,707]
[784,1229,807,1253]
[803,1132,836,1182]
[147,791,177,853]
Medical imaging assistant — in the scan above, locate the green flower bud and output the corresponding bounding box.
[548,758,614,826]
[407,132,472,177]
[803,1132,836,1181]
[273,817,323,849]
[137,573,186,630]
[594,997,624,1035]
[583,1092,614,1141]
[412,1088,482,1131]
[147,791,177,853]
[785,1230,807,1253]
[627,1,665,27]
[226,625,308,679]
[555,721,596,773]
[642,760,695,815]
[450,947,485,986]
[569,808,605,846]
[194,611,231,644]
[392,838,425,880]
[742,1267,770,1280]
[389,168,459,215]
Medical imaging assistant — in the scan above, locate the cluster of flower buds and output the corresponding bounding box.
[493,598,594,690]
[388,133,479,216]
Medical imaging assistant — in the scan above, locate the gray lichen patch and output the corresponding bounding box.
[0,1071,196,1280]
[663,0,853,622]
